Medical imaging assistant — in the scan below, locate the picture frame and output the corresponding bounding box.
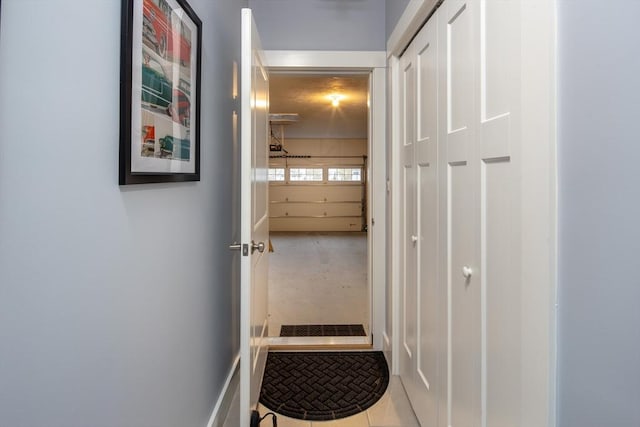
[120,0,202,184]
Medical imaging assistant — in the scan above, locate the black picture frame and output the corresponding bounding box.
[120,0,202,185]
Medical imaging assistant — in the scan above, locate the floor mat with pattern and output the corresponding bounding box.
[259,351,389,421]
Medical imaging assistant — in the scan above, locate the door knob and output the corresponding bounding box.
[411,235,418,243]
[251,241,265,254]
[462,266,473,279]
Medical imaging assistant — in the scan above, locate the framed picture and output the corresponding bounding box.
[120,0,202,184]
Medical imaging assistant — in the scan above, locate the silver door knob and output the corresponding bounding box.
[411,235,418,243]
[462,266,473,279]
[251,241,265,254]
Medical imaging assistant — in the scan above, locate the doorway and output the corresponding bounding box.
[263,51,387,349]
[267,72,370,343]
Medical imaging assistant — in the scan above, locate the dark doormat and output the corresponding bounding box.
[280,324,366,337]
[259,351,389,421]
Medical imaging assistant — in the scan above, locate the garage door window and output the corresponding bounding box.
[328,167,362,182]
[268,168,285,181]
[290,168,323,181]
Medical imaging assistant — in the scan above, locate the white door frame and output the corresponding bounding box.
[387,0,558,425]
[264,50,386,350]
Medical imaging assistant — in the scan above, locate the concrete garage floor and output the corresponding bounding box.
[267,231,368,337]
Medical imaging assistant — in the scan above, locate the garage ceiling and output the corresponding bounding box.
[269,73,369,139]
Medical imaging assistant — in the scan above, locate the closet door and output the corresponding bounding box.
[438,1,522,426]
[415,15,441,427]
[399,42,418,407]
[439,1,481,426]
[475,1,522,426]
[394,0,552,425]
[399,14,442,427]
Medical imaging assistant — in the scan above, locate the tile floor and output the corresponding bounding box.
[268,232,368,336]
[222,375,420,427]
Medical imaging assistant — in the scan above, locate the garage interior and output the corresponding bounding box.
[266,73,370,338]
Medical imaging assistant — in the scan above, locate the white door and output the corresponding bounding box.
[398,34,418,410]
[398,13,442,427]
[439,1,481,425]
[472,1,522,425]
[441,1,523,425]
[240,8,270,427]
[397,1,525,426]
[414,13,441,426]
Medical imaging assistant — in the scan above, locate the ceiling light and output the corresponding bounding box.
[328,94,344,107]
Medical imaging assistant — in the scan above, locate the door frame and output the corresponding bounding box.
[387,0,558,425]
[264,50,387,350]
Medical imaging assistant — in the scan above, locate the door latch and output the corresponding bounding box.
[229,242,250,256]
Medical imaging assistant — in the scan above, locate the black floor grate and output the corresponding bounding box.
[279,324,366,337]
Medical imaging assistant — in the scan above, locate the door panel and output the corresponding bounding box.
[483,159,520,427]
[400,52,417,372]
[447,3,472,134]
[441,1,479,426]
[448,162,479,427]
[240,8,269,427]
[481,0,517,121]
[445,1,472,166]
[402,164,417,359]
[478,2,521,426]
[414,15,440,427]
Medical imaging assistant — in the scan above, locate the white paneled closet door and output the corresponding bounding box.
[399,13,441,427]
[415,13,441,427]
[399,34,418,408]
[474,1,522,425]
[397,0,524,426]
[439,0,481,426]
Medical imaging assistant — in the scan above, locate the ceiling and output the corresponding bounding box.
[269,73,369,139]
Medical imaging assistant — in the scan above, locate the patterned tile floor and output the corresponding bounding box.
[223,375,419,427]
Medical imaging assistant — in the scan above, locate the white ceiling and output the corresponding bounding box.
[269,73,369,139]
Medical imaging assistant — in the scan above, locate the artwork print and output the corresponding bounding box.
[120,0,202,184]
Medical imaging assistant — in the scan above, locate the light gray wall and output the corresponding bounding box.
[0,0,245,426]
[558,1,640,426]
[385,0,410,40]
[247,0,385,51]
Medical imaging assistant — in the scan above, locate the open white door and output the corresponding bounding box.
[239,8,269,427]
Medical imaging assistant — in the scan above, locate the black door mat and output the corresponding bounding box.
[259,351,389,421]
[280,324,366,337]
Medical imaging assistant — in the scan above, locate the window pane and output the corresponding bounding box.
[289,168,323,181]
[268,168,285,181]
[328,168,362,182]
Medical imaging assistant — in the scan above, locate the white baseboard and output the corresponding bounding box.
[382,332,394,374]
[383,331,391,351]
[206,354,240,427]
